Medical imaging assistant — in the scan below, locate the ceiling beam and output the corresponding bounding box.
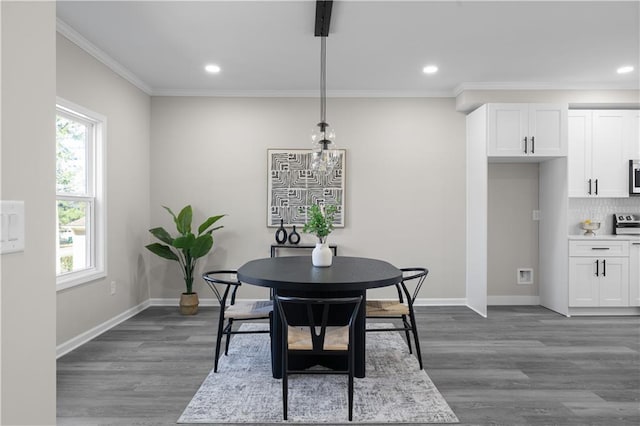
[314,1,333,37]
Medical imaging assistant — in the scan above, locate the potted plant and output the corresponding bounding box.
[302,204,337,267]
[146,205,225,315]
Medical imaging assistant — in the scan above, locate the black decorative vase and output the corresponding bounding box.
[275,219,288,244]
[288,225,300,245]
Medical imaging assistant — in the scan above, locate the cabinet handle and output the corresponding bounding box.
[595,259,599,276]
[588,179,592,195]
[524,136,528,154]
[595,179,598,195]
[633,243,640,246]
[591,247,610,250]
[531,136,535,154]
[602,259,606,277]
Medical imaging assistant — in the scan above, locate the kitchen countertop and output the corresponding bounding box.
[569,234,640,241]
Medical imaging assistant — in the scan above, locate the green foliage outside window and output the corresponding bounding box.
[56,115,86,227]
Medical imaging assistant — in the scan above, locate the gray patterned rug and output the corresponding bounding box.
[178,323,458,424]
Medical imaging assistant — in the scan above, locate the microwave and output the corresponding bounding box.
[631,160,640,196]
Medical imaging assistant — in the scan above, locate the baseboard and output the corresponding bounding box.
[56,296,472,358]
[487,295,540,305]
[56,299,151,359]
[150,297,468,307]
[568,306,640,316]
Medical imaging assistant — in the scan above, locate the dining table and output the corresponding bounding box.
[237,255,402,378]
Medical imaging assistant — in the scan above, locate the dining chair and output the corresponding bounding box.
[365,267,428,370]
[202,270,273,373]
[274,294,363,422]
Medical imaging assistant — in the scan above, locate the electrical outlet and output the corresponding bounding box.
[532,210,540,221]
[110,281,116,295]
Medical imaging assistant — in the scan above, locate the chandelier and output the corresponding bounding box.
[310,1,340,173]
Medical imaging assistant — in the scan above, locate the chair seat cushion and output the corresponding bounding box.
[225,300,273,319]
[366,300,409,316]
[287,326,349,351]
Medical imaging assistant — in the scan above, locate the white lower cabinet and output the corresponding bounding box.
[569,240,630,307]
[630,242,640,307]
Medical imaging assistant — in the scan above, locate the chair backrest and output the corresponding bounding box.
[274,295,362,352]
[398,267,429,305]
[202,270,242,307]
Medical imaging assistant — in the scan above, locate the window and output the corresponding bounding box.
[56,98,106,290]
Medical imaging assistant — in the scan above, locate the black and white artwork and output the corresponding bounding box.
[267,149,345,227]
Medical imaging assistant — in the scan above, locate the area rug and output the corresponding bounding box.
[178,323,458,424]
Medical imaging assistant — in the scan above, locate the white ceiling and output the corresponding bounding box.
[56,1,640,96]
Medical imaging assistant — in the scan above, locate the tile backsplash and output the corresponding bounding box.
[569,198,640,235]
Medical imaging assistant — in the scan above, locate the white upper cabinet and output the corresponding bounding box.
[487,103,568,158]
[568,110,634,197]
[568,111,591,197]
[632,111,640,159]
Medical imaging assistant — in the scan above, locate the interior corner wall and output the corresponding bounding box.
[149,97,467,300]
[56,33,151,345]
[1,2,56,424]
[487,163,540,297]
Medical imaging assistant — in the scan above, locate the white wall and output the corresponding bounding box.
[1,2,56,424]
[150,97,467,300]
[56,34,151,345]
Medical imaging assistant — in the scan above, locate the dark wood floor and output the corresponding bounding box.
[57,305,640,425]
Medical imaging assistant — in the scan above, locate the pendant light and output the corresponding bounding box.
[310,1,340,173]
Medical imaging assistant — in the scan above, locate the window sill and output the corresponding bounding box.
[57,268,106,292]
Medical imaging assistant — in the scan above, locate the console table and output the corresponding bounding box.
[270,244,338,258]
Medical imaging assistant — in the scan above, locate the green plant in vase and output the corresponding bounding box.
[146,205,225,314]
[302,204,337,267]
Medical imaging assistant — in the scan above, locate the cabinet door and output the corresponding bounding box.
[487,104,528,156]
[631,111,640,159]
[592,110,628,197]
[630,242,640,307]
[569,257,599,307]
[529,104,568,156]
[598,257,629,306]
[568,111,592,197]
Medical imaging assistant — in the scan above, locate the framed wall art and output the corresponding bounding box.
[267,149,345,228]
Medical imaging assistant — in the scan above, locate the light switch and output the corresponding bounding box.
[1,201,25,254]
[8,214,19,240]
[0,214,7,242]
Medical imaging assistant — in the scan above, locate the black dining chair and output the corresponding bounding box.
[365,267,428,370]
[202,270,273,372]
[274,294,363,422]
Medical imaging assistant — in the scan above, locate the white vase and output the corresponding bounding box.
[312,241,333,267]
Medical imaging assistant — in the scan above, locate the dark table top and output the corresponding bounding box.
[238,256,402,291]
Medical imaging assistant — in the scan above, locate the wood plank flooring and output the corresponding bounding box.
[57,306,640,425]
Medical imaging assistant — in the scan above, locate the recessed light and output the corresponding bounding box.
[422,65,438,74]
[205,64,221,74]
[617,65,634,74]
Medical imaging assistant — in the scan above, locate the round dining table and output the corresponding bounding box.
[238,256,402,378]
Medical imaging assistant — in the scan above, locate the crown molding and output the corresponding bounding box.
[151,88,455,98]
[55,21,638,100]
[453,81,639,97]
[56,18,153,95]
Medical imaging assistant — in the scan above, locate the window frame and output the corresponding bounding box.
[56,97,107,291]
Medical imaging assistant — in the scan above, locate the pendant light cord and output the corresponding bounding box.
[320,36,327,124]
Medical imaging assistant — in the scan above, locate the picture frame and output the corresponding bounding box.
[267,149,345,228]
